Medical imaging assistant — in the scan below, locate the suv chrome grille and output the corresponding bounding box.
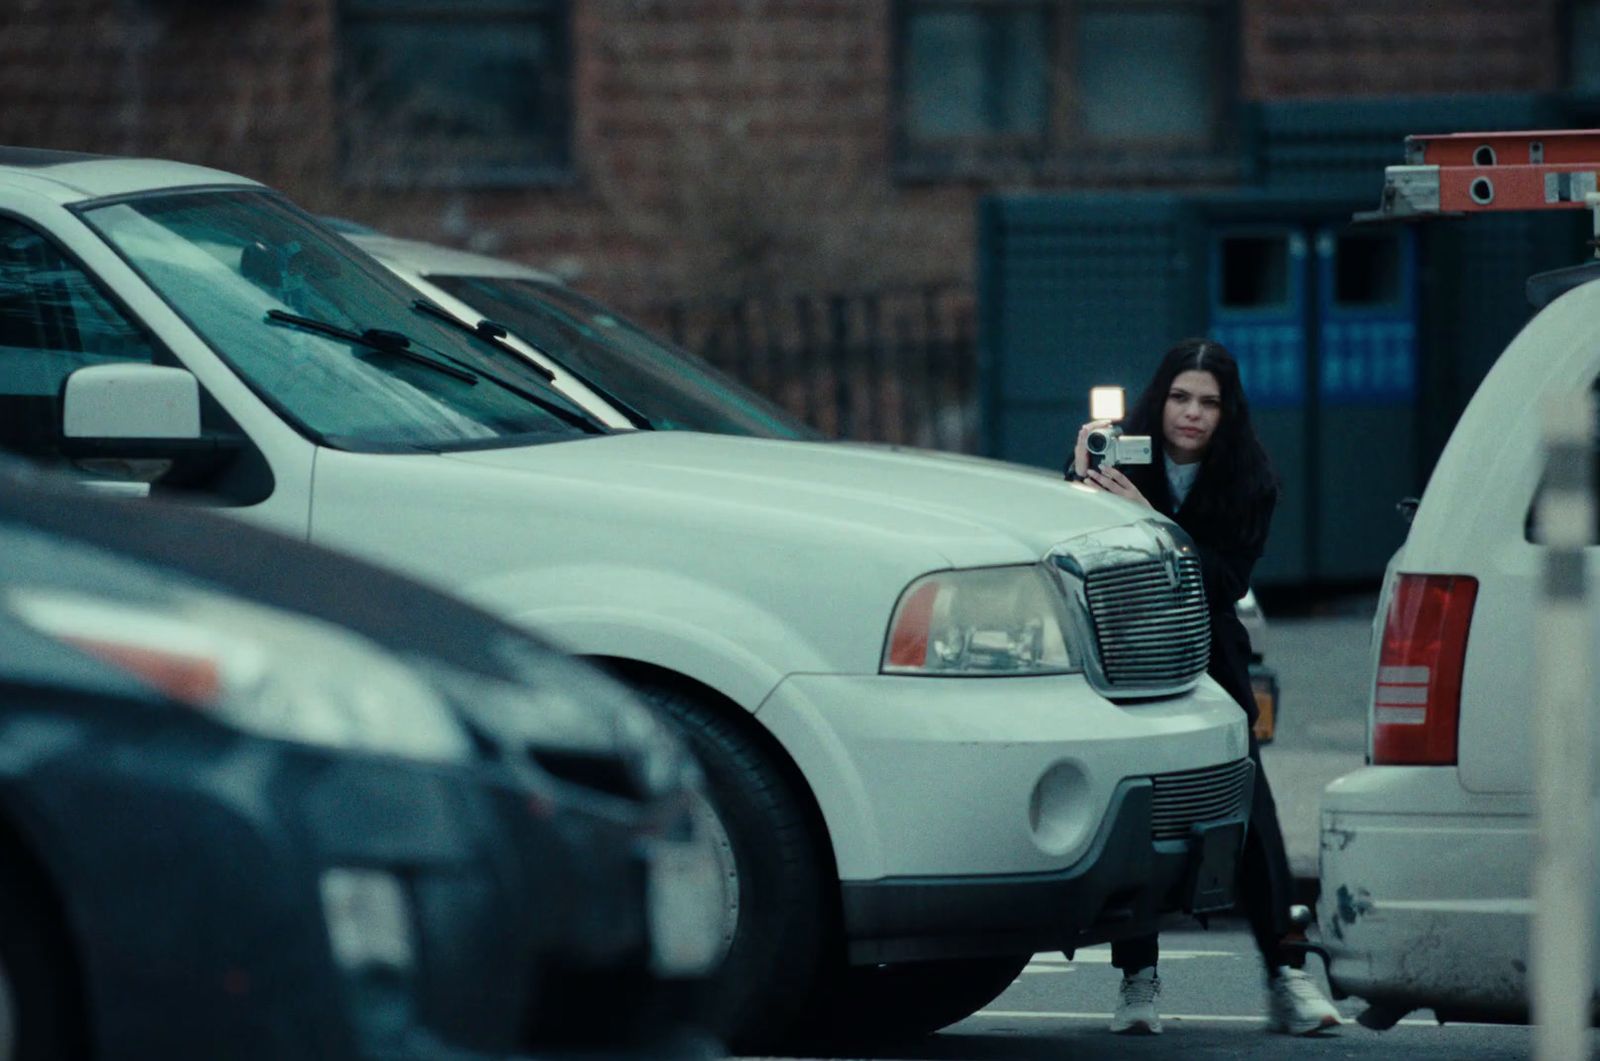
[1083,555,1209,691]
[1149,758,1253,841]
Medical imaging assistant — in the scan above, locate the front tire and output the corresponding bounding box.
[802,954,1031,1045]
[637,685,830,1052]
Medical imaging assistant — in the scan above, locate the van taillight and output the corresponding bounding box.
[1371,574,1478,766]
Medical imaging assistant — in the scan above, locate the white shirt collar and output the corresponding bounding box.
[1165,453,1200,508]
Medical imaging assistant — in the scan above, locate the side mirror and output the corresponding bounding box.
[1396,497,1420,525]
[60,364,208,459]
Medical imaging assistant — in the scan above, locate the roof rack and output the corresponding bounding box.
[1526,259,1600,310]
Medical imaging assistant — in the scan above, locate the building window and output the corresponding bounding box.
[903,7,1051,148]
[337,0,571,187]
[894,0,1238,180]
[1570,0,1600,93]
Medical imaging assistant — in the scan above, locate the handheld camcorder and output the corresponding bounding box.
[1085,387,1153,472]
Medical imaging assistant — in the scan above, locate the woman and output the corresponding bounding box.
[1064,338,1340,1037]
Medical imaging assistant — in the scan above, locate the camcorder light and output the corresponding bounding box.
[1090,386,1125,421]
[1085,385,1154,472]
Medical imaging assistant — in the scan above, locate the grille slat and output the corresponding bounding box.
[1097,626,1211,646]
[1088,596,1204,614]
[1100,633,1208,649]
[1095,607,1208,624]
[1153,797,1244,819]
[1101,661,1211,673]
[1153,777,1250,794]
[1099,634,1210,649]
[1148,759,1253,841]
[1095,614,1209,631]
[1158,793,1241,809]
[1093,609,1207,625]
[1152,796,1249,821]
[1087,582,1204,603]
[1090,603,1204,618]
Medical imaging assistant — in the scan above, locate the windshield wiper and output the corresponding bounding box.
[412,299,554,379]
[412,299,655,430]
[265,310,477,384]
[400,301,606,434]
[268,308,601,433]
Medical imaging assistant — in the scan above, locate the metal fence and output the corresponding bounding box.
[659,285,979,452]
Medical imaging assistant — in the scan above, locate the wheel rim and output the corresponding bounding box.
[688,785,740,965]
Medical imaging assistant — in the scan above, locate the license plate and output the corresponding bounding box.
[1251,666,1280,744]
[1184,821,1245,914]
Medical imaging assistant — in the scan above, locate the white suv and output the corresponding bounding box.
[1317,262,1600,1026]
[348,230,1289,742]
[0,148,1252,1050]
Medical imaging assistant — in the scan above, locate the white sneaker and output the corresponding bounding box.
[1267,966,1342,1035]
[1109,967,1162,1035]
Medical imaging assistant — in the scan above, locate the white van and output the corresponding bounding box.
[0,148,1252,1050]
[1317,257,1600,1025]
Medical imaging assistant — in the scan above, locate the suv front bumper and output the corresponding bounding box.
[841,773,1250,963]
[756,672,1253,965]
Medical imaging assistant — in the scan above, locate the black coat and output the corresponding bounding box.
[1066,457,1273,725]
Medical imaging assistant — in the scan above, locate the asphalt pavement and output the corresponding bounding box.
[743,927,1544,1060]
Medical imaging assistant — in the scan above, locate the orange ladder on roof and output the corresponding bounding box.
[1360,129,1600,222]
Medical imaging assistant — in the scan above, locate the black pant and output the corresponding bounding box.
[1111,736,1296,977]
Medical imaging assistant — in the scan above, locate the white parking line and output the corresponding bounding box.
[969,1010,1437,1027]
[1024,948,1239,972]
[1031,949,1237,963]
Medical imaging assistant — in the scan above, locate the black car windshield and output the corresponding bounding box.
[80,191,601,452]
[426,275,818,440]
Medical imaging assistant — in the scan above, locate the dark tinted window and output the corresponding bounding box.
[1335,233,1402,307]
[430,275,817,439]
[1220,236,1290,309]
[0,218,159,460]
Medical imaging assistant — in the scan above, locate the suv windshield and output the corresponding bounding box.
[426,275,818,440]
[81,191,601,452]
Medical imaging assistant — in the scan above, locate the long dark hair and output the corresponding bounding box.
[1123,338,1279,528]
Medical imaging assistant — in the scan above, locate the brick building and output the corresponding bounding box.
[3,0,1589,317]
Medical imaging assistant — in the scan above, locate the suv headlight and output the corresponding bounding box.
[881,565,1077,676]
[7,588,473,764]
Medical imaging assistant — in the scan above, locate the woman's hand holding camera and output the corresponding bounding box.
[1072,420,1111,479]
[1073,420,1152,509]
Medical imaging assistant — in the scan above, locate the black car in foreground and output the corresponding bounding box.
[0,469,721,1060]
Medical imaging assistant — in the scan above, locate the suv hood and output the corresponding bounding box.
[441,432,1148,568]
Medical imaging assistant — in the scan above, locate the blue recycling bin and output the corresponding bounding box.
[1207,227,1310,585]
[1314,225,1419,580]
